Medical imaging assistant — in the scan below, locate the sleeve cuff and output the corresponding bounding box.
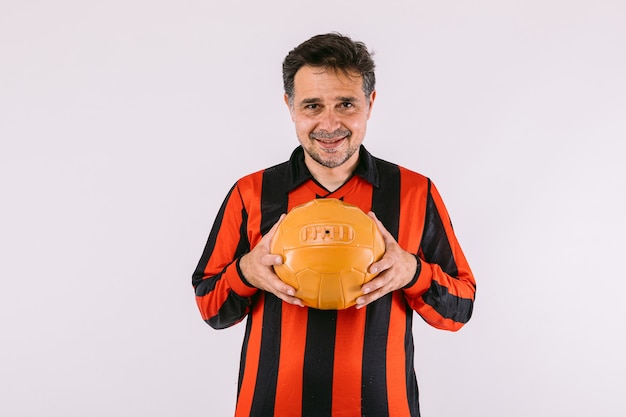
[224,258,258,298]
[402,254,421,289]
[402,255,433,298]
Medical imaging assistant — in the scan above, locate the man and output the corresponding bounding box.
[193,33,476,417]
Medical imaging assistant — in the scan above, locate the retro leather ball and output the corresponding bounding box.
[270,198,385,310]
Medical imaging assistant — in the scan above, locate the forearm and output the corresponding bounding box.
[403,258,475,331]
[194,259,258,329]
[402,181,477,331]
[192,183,257,329]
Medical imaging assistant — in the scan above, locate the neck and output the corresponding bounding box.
[304,152,359,192]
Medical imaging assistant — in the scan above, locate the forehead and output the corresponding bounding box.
[293,66,364,98]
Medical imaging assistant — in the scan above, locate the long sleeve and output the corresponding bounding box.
[192,183,258,329]
[402,181,476,331]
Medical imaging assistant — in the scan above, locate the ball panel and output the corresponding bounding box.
[291,269,322,308]
[338,269,369,309]
[317,273,345,310]
[273,263,298,289]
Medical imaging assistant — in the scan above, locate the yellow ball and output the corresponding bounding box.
[270,198,385,309]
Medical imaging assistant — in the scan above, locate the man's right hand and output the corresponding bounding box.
[239,214,305,307]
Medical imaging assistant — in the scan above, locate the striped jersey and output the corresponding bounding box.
[193,146,476,417]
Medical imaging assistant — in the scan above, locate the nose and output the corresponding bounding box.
[317,108,341,131]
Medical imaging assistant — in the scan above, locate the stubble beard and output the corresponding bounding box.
[306,143,358,168]
[305,128,357,168]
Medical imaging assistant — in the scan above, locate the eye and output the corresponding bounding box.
[304,103,319,110]
[341,102,354,108]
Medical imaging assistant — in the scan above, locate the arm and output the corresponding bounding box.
[192,184,302,329]
[192,184,258,329]
[357,181,476,331]
[402,181,476,331]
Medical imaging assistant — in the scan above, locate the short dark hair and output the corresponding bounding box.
[282,33,376,104]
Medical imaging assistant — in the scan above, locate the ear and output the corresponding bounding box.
[366,90,376,119]
[284,94,295,121]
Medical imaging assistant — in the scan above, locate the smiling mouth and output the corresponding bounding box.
[315,136,346,150]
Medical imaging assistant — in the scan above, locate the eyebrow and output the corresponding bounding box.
[300,96,359,105]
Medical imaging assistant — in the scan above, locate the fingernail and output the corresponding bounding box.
[362,287,370,295]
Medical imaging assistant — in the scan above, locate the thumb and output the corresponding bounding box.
[368,211,393,242]
[264,213,287,241]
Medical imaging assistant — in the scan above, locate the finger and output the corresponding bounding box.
[258,270,297,296]
[355,288,384,309]
[369,255,393,275]
[355,294,371,309]
[280,294,306,307]
[369,240,403,273]
[261,253,284,267]
[361,273,390,296]
[275,279,297,297]
[272,281,305,307]
[357,275,396,307]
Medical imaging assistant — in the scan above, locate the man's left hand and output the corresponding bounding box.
[355,212,418,309]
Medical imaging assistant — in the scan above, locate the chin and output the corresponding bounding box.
[316,152,353,169]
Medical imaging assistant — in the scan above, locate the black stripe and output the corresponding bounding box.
[194,271,222,297]
[361,295,392,416]
[360,158,401,416]
[404,311,420,417]
[235,198,251,258]
[302,309,337,416]
[260,163,290,235]
[371,158,401,240]
[207,290,252,329]
[420,182,458,277]
[247,166,291,416]
[422,281,474,324]
[249,295,282,416]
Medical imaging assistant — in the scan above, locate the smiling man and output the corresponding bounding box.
[192,33,476,417]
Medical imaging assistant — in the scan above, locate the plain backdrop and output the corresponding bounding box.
[1,1,625,416]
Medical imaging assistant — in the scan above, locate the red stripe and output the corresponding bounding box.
[342,178,374,213]
[272,183,316,416]
[387,293,411,416]
[415,301,467,331]
[332,308,366,416]
[398,168,428,253]
[274,304,308,417]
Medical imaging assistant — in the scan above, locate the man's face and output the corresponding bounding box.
[285,66,376,169]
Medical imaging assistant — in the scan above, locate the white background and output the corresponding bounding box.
[1,1,625,416]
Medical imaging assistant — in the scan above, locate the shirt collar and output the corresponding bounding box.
[286,145,380,191]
